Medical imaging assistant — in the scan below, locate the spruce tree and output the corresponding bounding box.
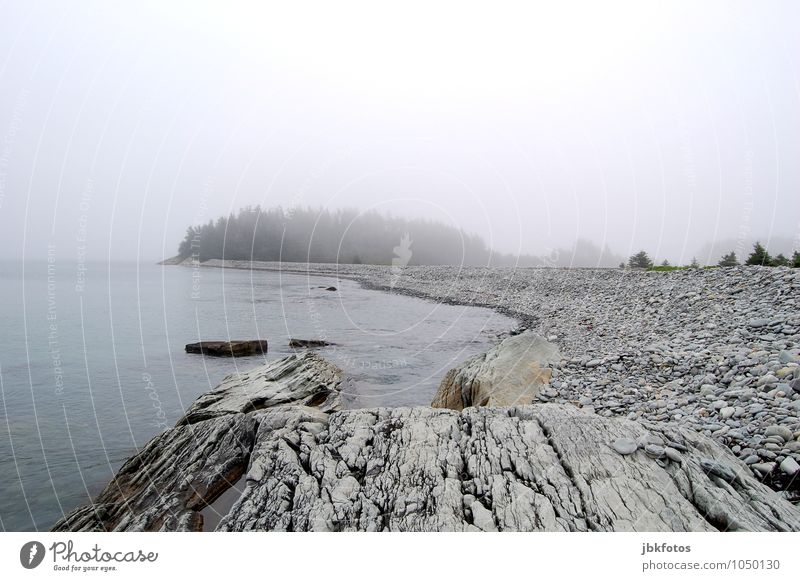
[792,251,800,268]
[628,251,653,269]
[690,257,699,268]
[745,242,772,266]
[773,253,789,267]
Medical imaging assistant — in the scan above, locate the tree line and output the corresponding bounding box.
[176,207,798,269]
[177,206,496,266]
[625,242,800,269]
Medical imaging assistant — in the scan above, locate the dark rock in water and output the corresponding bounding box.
[324,286,337,291]
[289,338,334,349]
[185,340,268,357]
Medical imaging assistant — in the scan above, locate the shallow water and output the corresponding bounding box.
[0,261,515,531]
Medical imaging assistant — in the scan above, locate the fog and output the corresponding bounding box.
[0,1,798,265]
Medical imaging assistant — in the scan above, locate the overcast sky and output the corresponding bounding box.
[0,1,798,264]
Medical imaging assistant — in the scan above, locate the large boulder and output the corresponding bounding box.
[432,332,560,409]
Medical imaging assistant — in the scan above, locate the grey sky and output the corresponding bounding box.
[0,1,798,264]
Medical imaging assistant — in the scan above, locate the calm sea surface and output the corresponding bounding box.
[0,261,515,531]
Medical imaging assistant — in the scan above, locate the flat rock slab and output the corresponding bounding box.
[432,332,561,410]
[218,404,800,532]
[185,340,269,357]
[289,339,335,349]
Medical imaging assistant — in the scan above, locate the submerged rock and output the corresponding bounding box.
[185,340,268,357]
[289,338,335,349]
[431,332,560,410]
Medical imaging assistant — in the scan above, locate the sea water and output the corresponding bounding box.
[0,261,515,530]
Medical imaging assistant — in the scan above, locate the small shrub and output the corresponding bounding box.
[717,251,738,267]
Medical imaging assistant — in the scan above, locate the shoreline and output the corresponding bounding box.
[53,338,800,532]
[179,258,543,328]
[167,258,800,499]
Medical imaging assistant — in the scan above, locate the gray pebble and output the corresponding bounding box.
[612,438,638,455]
[664,447,682,463]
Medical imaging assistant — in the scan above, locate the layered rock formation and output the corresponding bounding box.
[217,404,800,532]
[53,340,800,532]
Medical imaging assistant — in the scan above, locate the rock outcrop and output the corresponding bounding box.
[179,352,344,424]
[185,340,269,357]
[214,404,799,532]
[53,347,800,532]
[52,414,257,532]
[432,332,560,409]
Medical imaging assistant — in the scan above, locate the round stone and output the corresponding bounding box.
[612,438,638,455]
[644,444,666,459]
[664,447,682,463]
[765,425,794,442]
[720,406,735,419]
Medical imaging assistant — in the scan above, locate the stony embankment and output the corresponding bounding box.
[196,260,800,496]
[53,339,800,532]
